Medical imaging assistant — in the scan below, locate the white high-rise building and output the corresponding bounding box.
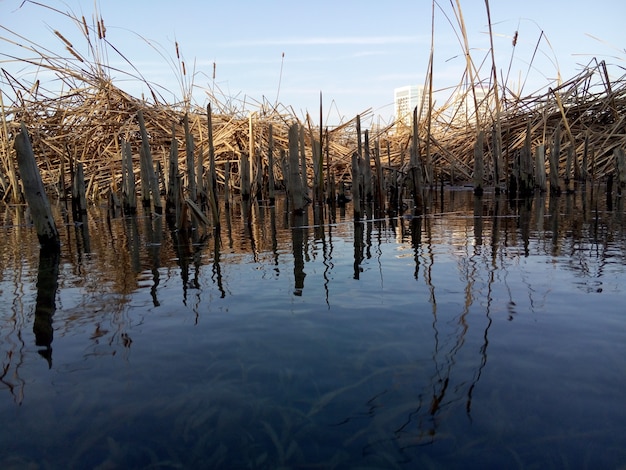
[394,85,424,127]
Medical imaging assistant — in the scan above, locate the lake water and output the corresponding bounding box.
[1,188,625,469]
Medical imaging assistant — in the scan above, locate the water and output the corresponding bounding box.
[1,189,625,469]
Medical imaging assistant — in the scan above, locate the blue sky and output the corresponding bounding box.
[1,0,624,126]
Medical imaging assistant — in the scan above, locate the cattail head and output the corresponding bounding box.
[54,30,73,48]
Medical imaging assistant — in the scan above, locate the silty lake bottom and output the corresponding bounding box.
[1,188,625,469]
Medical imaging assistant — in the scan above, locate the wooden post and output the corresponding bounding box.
[139,144,150,207]
[224,161,231,208]
[166,125,178,216]
[268,124,276,205]
[363,130,373,203]
[520,122,534,196]
[73,162,87,216]
[206,104,220,228]
[535,145,547,192]
[312,138,322,205]
[325,128,333,206]
[351,152,361,219]
[410,107,423,213]
[373,140,385,212]
[549,125,561,195]
[255,150,263,201]
[121,140,135,214]
[183,113,196,203]
[248,112,256,198]
[298,125,308,198]
[240,152,251,201]
[288,123,305,214]
[473,130,484,196]
[492,124,503,193]
[565,146,574,193]
[137,110,162,212]
[318,92,325,206]
[14,123,60,250]
[582,131,589,184]
[196,144,205,205]
[614,147,626,194]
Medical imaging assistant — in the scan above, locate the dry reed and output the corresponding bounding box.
[1,3,625,204]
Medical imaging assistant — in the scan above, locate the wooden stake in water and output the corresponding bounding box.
[363,130,373,203]
[473,130,484,196]
[550,125,561,195]
[206,104,220,228]
[240,152,251,201]
[491,124,502,193]
[614,147,626,193]
[288,123,305,214]
[73,162,87,216]
[299,125,308,198]
[565,146,574,193]
[535,145,547,192]
[410,107,423,213]
[351,152,361,219]
[137,110,162,213]
[183,113,196,203]
[14,122,60,250]
[268,124,276,205]
[582,131,590,184]
[519,122,534,196]
[312,138,322,205]
[166,125,178,216]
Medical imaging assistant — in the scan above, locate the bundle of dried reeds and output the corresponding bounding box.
[1,2,625,206]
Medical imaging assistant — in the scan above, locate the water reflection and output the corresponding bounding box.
[291,213,307,296]
[34,247,60,366]
[1,188,626,467]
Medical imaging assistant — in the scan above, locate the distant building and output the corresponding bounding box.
[452,87,491,125]
[394,85,424,128]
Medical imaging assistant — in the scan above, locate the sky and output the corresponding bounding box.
[1,0,624,127]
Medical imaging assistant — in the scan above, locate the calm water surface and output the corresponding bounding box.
[1,189,625,469]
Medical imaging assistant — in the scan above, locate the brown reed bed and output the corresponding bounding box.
[1,2,625,205]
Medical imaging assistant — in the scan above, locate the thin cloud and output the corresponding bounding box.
[222,35,424,47]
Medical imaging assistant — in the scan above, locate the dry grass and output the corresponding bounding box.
[1,2,625,203]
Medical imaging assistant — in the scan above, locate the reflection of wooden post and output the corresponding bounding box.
[34,247,60,367]
[14,123,60,250]
[291,213,306,296]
